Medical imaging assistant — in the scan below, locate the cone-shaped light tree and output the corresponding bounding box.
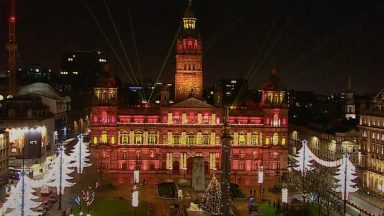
[47,145,76,195]
[4,172,42,216]
[69,134,92,174]
[334,153,358,215]
[293,139,315,176]
[201,175,221,216]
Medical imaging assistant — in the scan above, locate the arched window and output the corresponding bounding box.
[101,111,108,124]
[93,136,98,144]
[111,136,115,144]
[121,131,129,144]
[173,133,180,145]
[187,135,196,145]
[238,133,246,145]
[273,132,279,145]
[149,131,157,144]
[101,131,107,144]
[265,137,270,145]
[135,132,142,144]
[202,134,210,145]
[251,133,259,145]
[281,137,286,145]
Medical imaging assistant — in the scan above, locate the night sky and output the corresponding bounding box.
[0,0,383,94]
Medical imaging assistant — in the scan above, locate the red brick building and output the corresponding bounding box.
[90,2,288,176]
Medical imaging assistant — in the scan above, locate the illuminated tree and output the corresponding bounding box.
[4,172,41,216]
[334,153,358,215]
[292,139,314,176]
[200,175,221,216]
[69,134,92,174]
[47,146,76,195]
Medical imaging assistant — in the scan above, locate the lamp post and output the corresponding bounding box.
[258,166,264,201]
[21,144,25,216]
[58,144,64,210]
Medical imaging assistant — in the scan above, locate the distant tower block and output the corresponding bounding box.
[6,0,17,96]
[175,0,203,102]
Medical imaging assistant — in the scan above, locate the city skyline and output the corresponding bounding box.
[0,0,383,94]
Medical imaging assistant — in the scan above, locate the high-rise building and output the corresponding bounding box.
[90,1,288,180]
[58,50,109,92]
[175,0,203,101]
[359,89,384,194]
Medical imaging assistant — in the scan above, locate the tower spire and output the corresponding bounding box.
[6,0,17,96]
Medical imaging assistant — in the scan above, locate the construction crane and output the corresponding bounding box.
[6,0,17,96]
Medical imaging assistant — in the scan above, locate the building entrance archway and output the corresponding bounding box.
[173,161,180,174]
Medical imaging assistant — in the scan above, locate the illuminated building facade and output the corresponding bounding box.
[90,1,288,177]
[0,130,8,186]
[0,96,55,177]
[359,89,384,194]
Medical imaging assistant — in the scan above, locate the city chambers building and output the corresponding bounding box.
[90,1,288,177]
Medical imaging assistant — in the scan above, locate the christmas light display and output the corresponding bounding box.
[69,134,92,174]
[4,172,41,216]
[200,175,221,216]
[334,153,358,200]
[47,146,76,195]
[82,187,95,214]
[292,140,315,176]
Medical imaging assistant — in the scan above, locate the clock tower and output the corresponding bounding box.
[175,0,203,102]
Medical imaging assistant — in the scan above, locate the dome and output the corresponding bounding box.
[16,82,62,100]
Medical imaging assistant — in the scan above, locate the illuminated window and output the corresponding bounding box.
[173,133,180,145]
[93,136,98,144]
[149,132,157,144]
[238,133,246,145]
[202,135,210,145]
[265,137,270,145]
[111,136,115,144]
[101,131,107,144]
[251,133,259,145]
[121,132,129,144]
[281,137,286,145]
[135,132,142,144]
[122,151,128,159]
[101,111,108,124]
[187,135,196,145]
[272,133,279,145]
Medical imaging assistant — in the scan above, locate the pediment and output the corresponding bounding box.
[171,97,215,108]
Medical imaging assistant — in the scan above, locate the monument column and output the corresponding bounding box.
[220,107,232,215]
